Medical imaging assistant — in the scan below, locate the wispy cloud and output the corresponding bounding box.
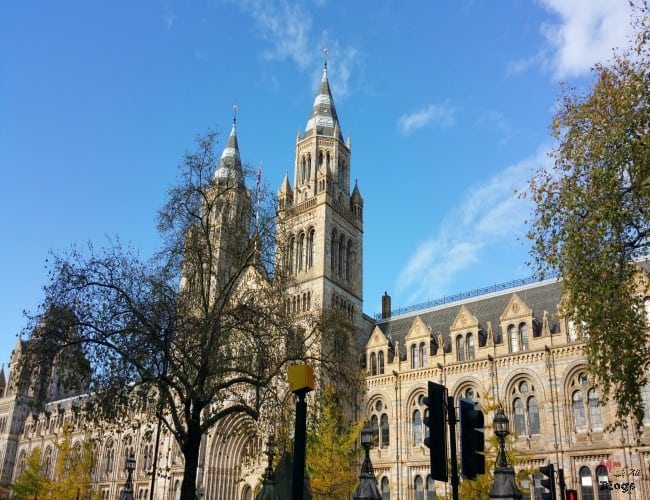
[538,0,634,79]
[163,5,176,29]
[476,109,514,146]
[396,147,551,304]
[398,102,456,135]
[237,0,359,98]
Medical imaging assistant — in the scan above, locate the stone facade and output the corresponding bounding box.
[365,280,650,499]
[1,64,649,500]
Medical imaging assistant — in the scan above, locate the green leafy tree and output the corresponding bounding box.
[49,425,95,500]
[10,448,50,500]
[527,3,650,429]
[21,131,324,499]
[306,383,362,499]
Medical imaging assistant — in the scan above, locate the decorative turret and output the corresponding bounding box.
[0,364,5,398]
[303,62,344,141]
[277,172,293,210]
[351,180,363,219]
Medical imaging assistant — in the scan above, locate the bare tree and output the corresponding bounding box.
[23,130,327,499]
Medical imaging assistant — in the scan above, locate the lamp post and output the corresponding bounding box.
[256,435,279,500]
[119,452,136,500]
[353,423,382,500]
[489,405,522,500]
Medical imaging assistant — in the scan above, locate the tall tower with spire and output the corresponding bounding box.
[278,61,364,330]
[181,115,252,296]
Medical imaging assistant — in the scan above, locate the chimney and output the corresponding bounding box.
[381,292,391,319]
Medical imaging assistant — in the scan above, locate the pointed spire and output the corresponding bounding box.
[304,53,343,141]
[0,364,5,395]
[215,106,244,187]
[278,171,292,196]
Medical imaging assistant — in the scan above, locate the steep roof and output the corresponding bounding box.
[215,120,245,188]
[375,279,563,358]
[303,63,344,141]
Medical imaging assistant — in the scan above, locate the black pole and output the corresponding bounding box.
[447,395,459,500]
[292,391,308,500]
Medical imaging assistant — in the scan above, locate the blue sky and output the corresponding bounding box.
[0,1,638,367]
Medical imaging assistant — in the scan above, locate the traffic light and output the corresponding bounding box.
[566,489,578,500]
[423,381,448,481]
[540,463,556,500]
[458,397,484,479]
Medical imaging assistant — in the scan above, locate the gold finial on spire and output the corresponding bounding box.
[233,104,238,125]
[323,47,328,69]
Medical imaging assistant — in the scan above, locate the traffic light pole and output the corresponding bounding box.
[447,396,459,500]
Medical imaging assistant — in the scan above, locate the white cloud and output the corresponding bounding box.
[239,0,313,68]
[237,1,359,99]
[396,147,552,304]
[398,102,456,135]
[538,0,635,79]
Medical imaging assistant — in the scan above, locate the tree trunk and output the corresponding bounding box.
[180,417,202,500]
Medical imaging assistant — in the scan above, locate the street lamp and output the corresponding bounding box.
[119,452,136,500]
[353,422,382,500]
[493,405,509,468]
[489,405,522,500]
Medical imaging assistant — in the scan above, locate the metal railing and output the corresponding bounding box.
[374,271,559,321]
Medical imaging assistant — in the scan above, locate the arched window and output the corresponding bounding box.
[527,396,540,434]
[519,323,529,351]
[426,475,435,500]
[346,240,352,281]
[298,232,305,271]
[414,475,424,500]
[413,410,422,444]
[301,156,306,182]
[370,353,377,376]
[241,485,252,500]
[509,325,519,352]
[571,371,603,432]
[573,391,586,432]
[642,364,650,425]
[370,415,379,446]
[588,389,603,431]
[378,351,385,375]
[330,231,337,273]
[41,448,54,479]
[307,228,315,268]
[104,440,115,476]
[290,236,297,274]
[381,476,390,500]
[510,380,540,436]
[370,401,389,449]
[456,335,465,362]
[411,344,419,369]
[580,466,594,500]
[595,465,611,500]
[16,450,27,476]
[467,333,475,359]
[419,342,427,368]
[380,414,390,448]
[338,237,345,276]
[513,398,525,434]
